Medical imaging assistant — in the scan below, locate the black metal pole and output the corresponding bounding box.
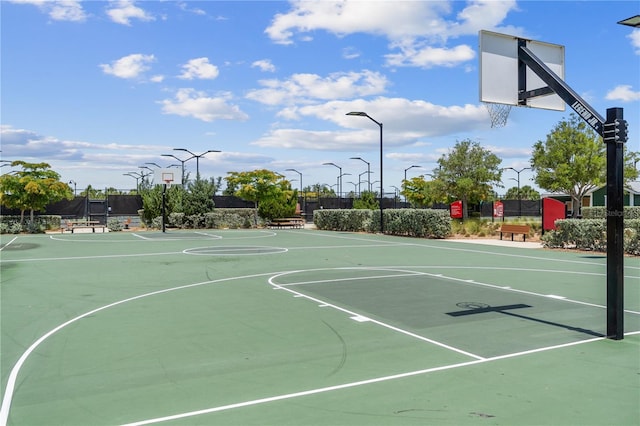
[379,122,383,233]
[605,107,625,340]
[162,183,166,233]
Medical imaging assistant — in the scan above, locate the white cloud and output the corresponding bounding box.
[385,43,475,68]
[246,70,388,106]
[252,97,488,151]
[0,125,165,162]
[628,29,640,55]
[265,1,518,69]
[178,58,220,80]
[605,85,640,102]
[100,53,156,79]
[106,0,154,26]
[10,0,87,22]
[159,89,249,122]
[251,59,276,72]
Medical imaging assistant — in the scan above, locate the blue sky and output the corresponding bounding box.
[2,0,639,196]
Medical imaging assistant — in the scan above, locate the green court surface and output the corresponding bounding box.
[1,229,639,425]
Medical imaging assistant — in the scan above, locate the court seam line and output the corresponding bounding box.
[121,333,640,426]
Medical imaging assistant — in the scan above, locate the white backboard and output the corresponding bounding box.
[479,30,565,111]
[153,168,177,186]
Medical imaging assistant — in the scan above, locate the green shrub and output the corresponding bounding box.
[107,218,123,232]
[582,206,640,219]
[542,218,640,255]
[314,208,450,238]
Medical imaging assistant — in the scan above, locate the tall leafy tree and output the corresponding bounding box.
[434,139,502,218]
[0,161,73,224]
[183,178,216,216]
[532,114,612,217]
[225,169,297,221]
[401,176,447,208]
[504,185,541,200]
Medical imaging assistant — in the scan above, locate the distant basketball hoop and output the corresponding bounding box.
[484,102,512,128]
[154,168,176,187]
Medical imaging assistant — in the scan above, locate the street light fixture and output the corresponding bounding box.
[173,148,221,180]
[503,167,532,217]
[161,154,190,184]
[350,156,371,192]
[285,168,304,217]
[323,162,343,201]
[347,111,384,233]
[403,165,421,205]
[68,180,77,196]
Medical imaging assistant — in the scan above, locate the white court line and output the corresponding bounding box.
[0,271,284,426]
[121,334,640,426]
[0,236,18,251]
[269,269,487,361]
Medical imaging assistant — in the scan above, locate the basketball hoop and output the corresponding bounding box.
[484,102,512,128]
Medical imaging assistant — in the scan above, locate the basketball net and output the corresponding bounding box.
[484,102,512,128]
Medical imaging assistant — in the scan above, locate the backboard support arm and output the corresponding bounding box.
[518,43,626,340]
[518,45,605,135]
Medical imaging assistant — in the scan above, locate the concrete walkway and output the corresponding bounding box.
[444,238,543,249]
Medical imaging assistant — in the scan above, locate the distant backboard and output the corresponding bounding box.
[153,168,177,186]
[480,30,565,111]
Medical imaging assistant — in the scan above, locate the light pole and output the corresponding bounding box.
[286,168,304,218]
[323,162,342,204]
[347,111,384,233]
[403,165,421,205]
[504,167,532,217]
[350,156,371,192]
[173,148,221,180]
[69,180,77,196]
[161,154,190,184]
[123,172,144,192]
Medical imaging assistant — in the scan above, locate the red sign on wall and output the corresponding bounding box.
[493,200,504,218]
[450,200,463,219]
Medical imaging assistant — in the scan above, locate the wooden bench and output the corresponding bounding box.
[64,220,107,233]
[499,224,530,241]
[268,218,304,229]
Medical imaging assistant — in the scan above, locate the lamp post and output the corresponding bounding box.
[123,172,144,192]
[350,157,371,192]
[504,167,532,217]
[173,148,221,180]
[161,154,190,184]
[358,171,370,196]
[347,111,384,233]
[69,180,77,196]
[286,168,304,218]
[323,162,342,204]
[403,165,421,205]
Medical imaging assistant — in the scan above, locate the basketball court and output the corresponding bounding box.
[1,229,639,425]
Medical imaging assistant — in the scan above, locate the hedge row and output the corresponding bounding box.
[542,219,640,255]
[313,208,451,238]
[581,206,640,219]
[151,209,263,229]
[0,215,61,234]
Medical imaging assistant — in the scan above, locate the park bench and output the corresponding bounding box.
[268,218,304,229]
[499,224,530,241]
[64,220,107,233]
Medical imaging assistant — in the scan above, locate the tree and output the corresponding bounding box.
[401,176,445,208]
[353,190,379,209]
[225,169,297,221]
[183,178,216,216]
[0,161,73,225]
[504,185,540,200]
[433,139,503,218]
[531,114,610,217]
